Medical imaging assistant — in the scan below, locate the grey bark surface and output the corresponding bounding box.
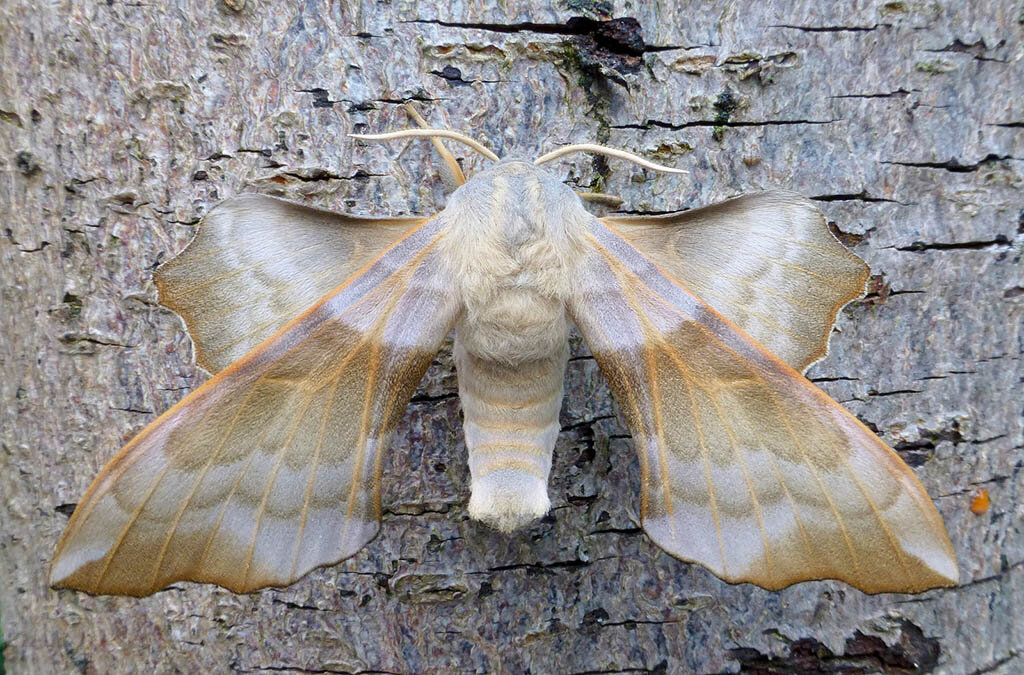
[1,2,1022,673]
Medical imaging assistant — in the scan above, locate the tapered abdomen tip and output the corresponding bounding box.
[468,469,550,533]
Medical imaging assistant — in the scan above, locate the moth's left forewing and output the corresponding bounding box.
[51,214,459,596]
[568,218,957,593]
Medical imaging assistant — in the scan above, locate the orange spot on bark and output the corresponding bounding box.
[969,488,990,515]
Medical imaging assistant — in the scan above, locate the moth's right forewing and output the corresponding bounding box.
[155,194,426,373]
[51,215,459,596]
[568,219,957,594]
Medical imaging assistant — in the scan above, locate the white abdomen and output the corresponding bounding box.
[438,160,590,531]
[455,312,568,532]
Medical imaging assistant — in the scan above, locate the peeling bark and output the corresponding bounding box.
[1,1,1022,673]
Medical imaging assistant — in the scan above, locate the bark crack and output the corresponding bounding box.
[612,118,838,130]
[769,23,888,33]
[403,18,694,54]
[892,237,1011,252]
[880,154,1016,173]
[810,191,914,206]
[960,559,1023,588]
[969,650,1021,675]
[58,331,135,348]
[730,619,941,673]
[241,667,401,675]
[829,89,912,99]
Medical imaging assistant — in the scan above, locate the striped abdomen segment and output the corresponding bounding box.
[455,340,568,532]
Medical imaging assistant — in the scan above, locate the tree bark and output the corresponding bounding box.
[1,2,1021,673]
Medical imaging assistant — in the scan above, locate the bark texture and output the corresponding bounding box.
[1,2,1022,673]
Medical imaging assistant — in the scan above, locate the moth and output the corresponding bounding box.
[51,110,958,597]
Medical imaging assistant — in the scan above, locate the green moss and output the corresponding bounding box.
[713,89,739,123]
[62,292,83,320]
[915,59,956,74]
[0,110,22,127]
[565,0,612,17]
[649,141,694,159]
[557,43,587,85]
[711,89,738,142]
[554,42,613,183]
[880,1,908,14]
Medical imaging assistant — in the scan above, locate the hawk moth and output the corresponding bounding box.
[50,113,957,596]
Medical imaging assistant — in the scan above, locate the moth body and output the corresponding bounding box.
[440,160,589,531]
